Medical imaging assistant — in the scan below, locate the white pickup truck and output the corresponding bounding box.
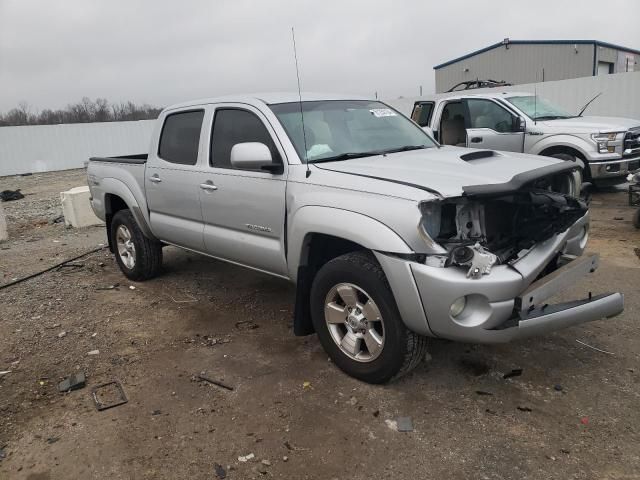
[87,93,623,383]
[389,92,640,185]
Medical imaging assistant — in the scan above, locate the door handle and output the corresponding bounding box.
[149,175,162,183]
[470,137,483,143]
[200,182,218,191]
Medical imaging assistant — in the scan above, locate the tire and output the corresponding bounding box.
[633,208,640,229]
[550,153,592,183]
[111,209,162,281]
[310,251,428,383]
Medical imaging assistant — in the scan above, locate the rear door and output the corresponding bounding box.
[464,98,524,152]
[199,104,288,276]
[145,109,207,251]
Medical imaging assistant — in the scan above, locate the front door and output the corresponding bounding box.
[464,99,524,152]
[145,109,207,251]
[199,105,288,277]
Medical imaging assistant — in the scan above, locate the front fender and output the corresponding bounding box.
[287,206,412,280]
[528,134,594,159]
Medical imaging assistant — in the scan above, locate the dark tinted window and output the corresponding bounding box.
[411,102,434,127]
[158,110,204,165]
[210,109,279,169]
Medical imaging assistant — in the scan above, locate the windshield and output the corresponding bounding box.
[506,96,574,121]
[269,100,436,163]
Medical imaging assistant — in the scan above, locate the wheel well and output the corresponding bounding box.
[104,194,129,252]
[293,233,366,336]
[539,146,591,180]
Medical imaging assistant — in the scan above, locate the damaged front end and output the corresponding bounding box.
[406,162,623,343]
[419,184,588,277]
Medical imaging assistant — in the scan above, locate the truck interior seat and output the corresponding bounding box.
[441,113,466,146]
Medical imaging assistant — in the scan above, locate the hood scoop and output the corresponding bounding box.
[460,150,497,162]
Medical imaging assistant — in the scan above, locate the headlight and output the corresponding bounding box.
[591,132,623,154]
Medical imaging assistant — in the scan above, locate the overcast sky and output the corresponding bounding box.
[1,0,639,112]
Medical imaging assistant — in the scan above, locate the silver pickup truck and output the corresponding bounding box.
[389,92,640,185]
[87,93,623,383]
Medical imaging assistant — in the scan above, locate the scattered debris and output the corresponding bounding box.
[385,419,398,431]
[576,339,615,355]
[372,409,380,417]
[261,459,271,466]
[129,285,136,290]
[57,331,67,338]
[151,409,162,416]
[580,417,589,425]
[613,216,624,220]
[49,215,65,224]
[560,448,571,454]
[475,390,493,396]
[214,463,227,479]
[635,248,640,261]
[283,440,308,451]
[235,320,259,331]
[348,396,358,406]
[238,453,255,462]
[0,189,24,202]
[0,371,10,377]
[282,456,289,462]
[197,374,234,391]
[92,381,128,411]
[96,283,120,291]
[503,368,523,379]
[46,437,60,444]
[58,373,86,393]
[517,406,532,412]
[0,446,5,461]
[485,408,497,415]
[87,350,100,356]
[302,381,311,389]
[396,417,414,432]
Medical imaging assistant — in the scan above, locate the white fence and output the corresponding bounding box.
[389,71,640,119]
[0,120,155,177]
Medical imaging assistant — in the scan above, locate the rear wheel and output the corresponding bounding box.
[111,209,162,281]
[310,251,428,383]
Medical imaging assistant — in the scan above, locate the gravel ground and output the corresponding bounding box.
[0,169,639,480]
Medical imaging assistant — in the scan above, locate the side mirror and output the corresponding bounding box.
[230,142,282,173]
[513,116,526,132]
[422,126,435,138]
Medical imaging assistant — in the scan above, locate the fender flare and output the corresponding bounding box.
[529,134,593,159]
[287,206,412,280]
[100,177,157,241]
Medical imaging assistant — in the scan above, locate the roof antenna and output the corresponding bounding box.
[291,27,310,178]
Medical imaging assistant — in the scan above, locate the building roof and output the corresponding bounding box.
[434,39,640,70]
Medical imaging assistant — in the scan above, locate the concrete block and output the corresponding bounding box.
[60,186,103,228]
[0,203,7,241]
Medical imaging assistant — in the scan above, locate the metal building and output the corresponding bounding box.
[434,39,640,93]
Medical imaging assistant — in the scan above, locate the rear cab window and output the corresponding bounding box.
[158,110,205,165]
[411,102,434,127]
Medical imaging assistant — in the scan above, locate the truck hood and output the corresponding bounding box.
[313,146,563,198]
[540,116,640,133]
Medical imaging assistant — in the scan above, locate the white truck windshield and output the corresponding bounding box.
[270,100,436,163]
[507,96,574,121]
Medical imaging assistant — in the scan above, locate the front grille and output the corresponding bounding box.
[624,127,640,157]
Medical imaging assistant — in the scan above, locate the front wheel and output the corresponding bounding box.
[111,209,162,281]
[310,251,428,383]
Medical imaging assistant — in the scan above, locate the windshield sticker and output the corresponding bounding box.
[369,108,397,118]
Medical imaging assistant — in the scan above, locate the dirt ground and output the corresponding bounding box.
[1,169,639,480]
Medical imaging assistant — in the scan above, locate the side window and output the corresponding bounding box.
[158,110,204,165]
[411,102,434,127]
[466,99,514,133]
[439,102,467,146]
[210,109,280,169]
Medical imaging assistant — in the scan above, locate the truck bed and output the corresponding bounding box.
[89,154,148,164]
